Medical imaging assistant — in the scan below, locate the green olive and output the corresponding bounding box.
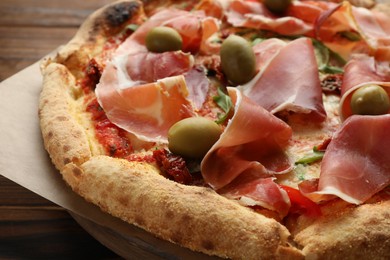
[168,117,222,159]
[220,34,256,85]
[264,0,292,14]
[145,26,182,53]
[350,84,390,115]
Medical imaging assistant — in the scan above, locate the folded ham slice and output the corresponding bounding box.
[339,54,390,120]
[239,37,326,122]
[116,8,219,55]
[316,114,390,204]
[225,0,313,36]
[315,2,390,60]
[201,88,292,215]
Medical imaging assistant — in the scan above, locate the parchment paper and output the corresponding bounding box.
[0,61,215,259]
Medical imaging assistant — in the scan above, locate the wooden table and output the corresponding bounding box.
[0,1,121,258]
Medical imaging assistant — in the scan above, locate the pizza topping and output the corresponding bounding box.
[313,114,390,204]
[220,34,257,85]
[315,1,390,60]
[153,149,193,184]
[295,147,325,165]
[168,117,222,159]
[221,177,291,218]
[200,88,293,215]
[280,185,321,217]
[213,87,234,124]
[96,60,196,143]
[86,99,133,157]
[116,8,219,55]
[339,54,390,119]
[350,84,390,115]
[145,26,183,53]
[263,0,292,15]
[239,37,327,122]
[225,0,313,36]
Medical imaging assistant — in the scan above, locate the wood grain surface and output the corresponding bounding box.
[0,0,120,258]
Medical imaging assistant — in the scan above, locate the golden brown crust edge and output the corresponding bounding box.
[39,63,92,171]
[62,156,303,260]
[289,195,390,259]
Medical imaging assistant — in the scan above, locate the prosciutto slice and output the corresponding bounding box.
[316,114,390,204]
[239,37,326,122]
[315,2,390,60]
[201,88,292,215]
[339,54,390,120]
[116,8,219,55]
[225,0,312,36]
[96,53,196,143]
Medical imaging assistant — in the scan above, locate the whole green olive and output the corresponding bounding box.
[264,0,292,14]
[168,117,222,159]
[145,26,183,53]
[350,84,390,115]
[220,34,256,85]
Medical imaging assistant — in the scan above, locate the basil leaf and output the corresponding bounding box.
[312,39,344,74]
[213,88,233,124]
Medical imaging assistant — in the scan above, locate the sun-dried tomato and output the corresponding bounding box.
[153,149,193,185]
[321,74,343,94]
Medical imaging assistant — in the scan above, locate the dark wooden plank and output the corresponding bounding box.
[0,176,55,206]
[0,26,77,80]
[0,0,114,27]
[0,207,121,259]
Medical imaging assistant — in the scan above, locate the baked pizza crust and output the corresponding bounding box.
[62,156,302,259]
[38,0,390,259]
[289,192,390,259]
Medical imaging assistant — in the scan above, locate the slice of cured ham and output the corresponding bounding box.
[95,55,196,143]
[239,37,326,122]
[225,0,313,36]
[339,54,390,120]
[115,8,219,55]
[315,1,390,60]
[316,114,390,204]
[201,88,292,215]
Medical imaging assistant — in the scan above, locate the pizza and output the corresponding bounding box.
[39,0,390,259]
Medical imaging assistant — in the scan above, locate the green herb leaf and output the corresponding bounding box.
[213,88,233,124]
[295,149,325,165]
[339,31,362,41]
[312,39,344,74]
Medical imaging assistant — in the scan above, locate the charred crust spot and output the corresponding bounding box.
[165,210,174,219]
[134,215,145,226]
[47,131,53,139]
[72,167,82,177]
[201,240,215,250]
[171,232,183,244]
[118,196,129,207]
[64,158,71,165]
[63,145,71,152]
[100,1,141,35]
[56,116,68,122]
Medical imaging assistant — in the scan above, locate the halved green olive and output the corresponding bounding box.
[145,26,182,53]
[350,84,390,115]
[264,0,292,14]
[168,117,222,159]
[220,34,256,85]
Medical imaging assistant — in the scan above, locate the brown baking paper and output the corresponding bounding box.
[0,60,216,259]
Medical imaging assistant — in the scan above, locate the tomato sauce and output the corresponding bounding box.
[86,98,133,158]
